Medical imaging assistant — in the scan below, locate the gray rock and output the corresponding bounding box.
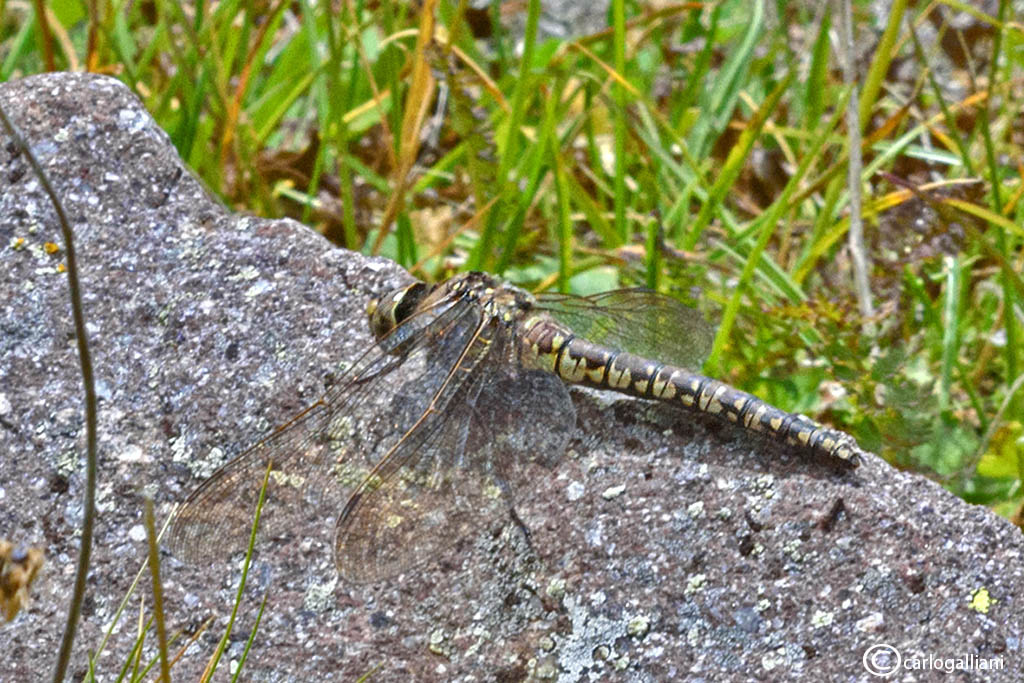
[2,73,1021,681]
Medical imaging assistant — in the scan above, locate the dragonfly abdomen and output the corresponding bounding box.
[522,319,861,469]
[658,373,862,468]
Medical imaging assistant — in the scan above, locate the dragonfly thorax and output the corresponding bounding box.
[368,272,534,341]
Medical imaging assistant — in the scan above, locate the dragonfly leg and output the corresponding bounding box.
[507,504,536,556]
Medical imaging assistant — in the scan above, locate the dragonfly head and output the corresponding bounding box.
[366,281,431,340]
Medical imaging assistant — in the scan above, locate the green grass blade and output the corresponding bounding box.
[682,69,794,252]
[612,0,627,242]
[939,256,962,415]
[705,74,841,375]
[230,594,268,683]
[685,0,763,161]
[203,461,274,680]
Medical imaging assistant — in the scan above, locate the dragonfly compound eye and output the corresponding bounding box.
[367,281,431,340]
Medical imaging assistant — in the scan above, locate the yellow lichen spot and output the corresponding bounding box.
[44,242,61,254]
[269,470,304,488]
[56,263,66,273]
[334,461,369,489]
[11,237,26,251]
[385,514,404,529]
[970,587,993,614]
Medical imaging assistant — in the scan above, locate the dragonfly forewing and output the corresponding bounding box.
[334,314,575,583]
[168,292,487,568]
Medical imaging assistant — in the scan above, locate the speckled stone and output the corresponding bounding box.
[2,73,1022,682]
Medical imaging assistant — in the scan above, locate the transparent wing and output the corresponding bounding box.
[167,292,485,565]
[536,289,714,370]
[334,319,576,583]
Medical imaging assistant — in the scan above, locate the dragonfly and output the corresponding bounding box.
[169,271,865,583]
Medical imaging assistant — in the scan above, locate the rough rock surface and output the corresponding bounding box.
[1,73,1022,681]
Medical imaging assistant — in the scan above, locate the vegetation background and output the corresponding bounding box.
[5,0,1024,678]
[3,1,1021,520]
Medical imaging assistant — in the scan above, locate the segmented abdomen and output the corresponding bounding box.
[521,318,861,469]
